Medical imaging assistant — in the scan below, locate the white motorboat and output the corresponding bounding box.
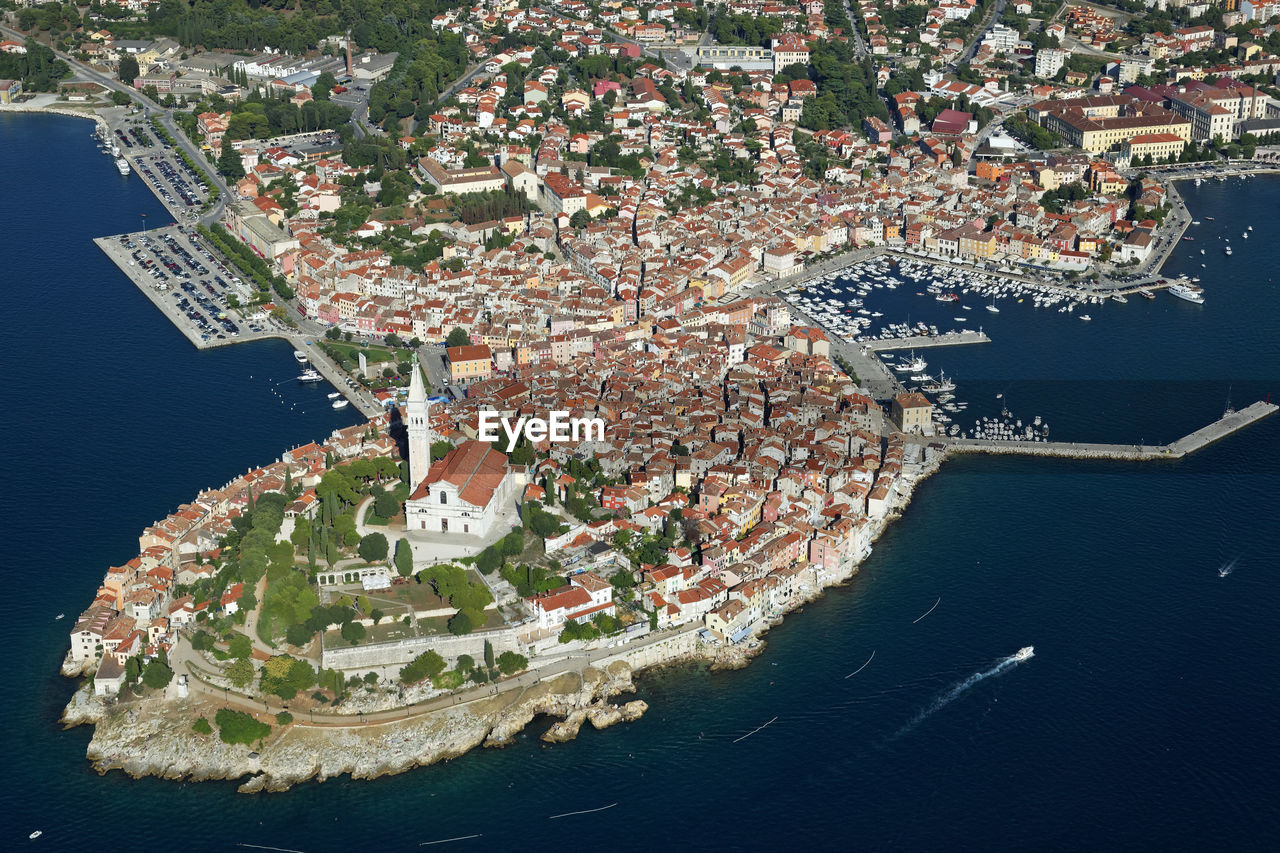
[332,399,350,409]
[1169,281,1205,304]
[1013,646,1034,662]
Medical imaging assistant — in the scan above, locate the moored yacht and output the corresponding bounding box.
[1169,281,1205,304]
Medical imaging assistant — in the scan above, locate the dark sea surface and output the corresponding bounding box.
[2,113,1277,852]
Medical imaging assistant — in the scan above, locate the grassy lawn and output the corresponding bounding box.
[322,618,415,648]
[383,582,450,612]
[418,607,505,635]
[321,341,397,364]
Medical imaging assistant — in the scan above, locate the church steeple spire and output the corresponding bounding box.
[406,353,433,487]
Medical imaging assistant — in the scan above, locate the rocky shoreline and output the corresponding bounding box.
[60,448,946,792]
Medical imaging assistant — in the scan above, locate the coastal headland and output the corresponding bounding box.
[57,393,1276,792]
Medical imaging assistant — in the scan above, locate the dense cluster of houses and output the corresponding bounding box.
[67,422,398,696]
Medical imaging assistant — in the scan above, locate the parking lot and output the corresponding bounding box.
[110,227,277,344]
[134,149,210,215]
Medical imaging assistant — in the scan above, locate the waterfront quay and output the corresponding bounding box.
[908,401,1277,461]
[96,226,383,418]
[865,331,991,352]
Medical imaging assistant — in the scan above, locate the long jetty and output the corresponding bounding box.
[866,331,991,351]
[906,401,1276,461]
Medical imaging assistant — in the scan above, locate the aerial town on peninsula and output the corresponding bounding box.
[4,0,1278,786]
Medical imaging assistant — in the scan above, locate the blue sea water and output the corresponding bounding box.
[2,113,1278,852]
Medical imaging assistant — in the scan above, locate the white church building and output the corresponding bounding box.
[403,358,520,538]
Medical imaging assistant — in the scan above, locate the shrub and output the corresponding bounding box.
[192,717,213,736]
[357,532,388,562]
[400,649,446,685]
[215,709,271,746]
[496,651,529,675]
[275,711,294,726]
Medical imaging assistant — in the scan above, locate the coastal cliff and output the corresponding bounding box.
[66,660,649,793]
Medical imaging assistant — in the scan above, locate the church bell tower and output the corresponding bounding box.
[407,354,433,488]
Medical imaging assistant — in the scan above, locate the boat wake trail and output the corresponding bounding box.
[912,597,941,624]
[845,650,875,679]
[891,647,1033,740]
[1218,558,1238,578]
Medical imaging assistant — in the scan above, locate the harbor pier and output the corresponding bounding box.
[96,228,384,418]
[907,401,1277,461]
[865,331,991,351]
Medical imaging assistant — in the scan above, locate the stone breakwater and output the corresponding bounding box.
[0,102,108,134]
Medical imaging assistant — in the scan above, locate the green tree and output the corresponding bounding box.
[110,90,131,106]
[341,620,366,644]
[394,537,414,578]
[475,545,501,575]
[447,610,474,635]
[455,653,475,673]
[227,633,252,659]
[312,71,337,100]
[373,488,399,519]
[142,655,174,690]
[496,650,528,675]
[215,708,271,746]
[225,657,254,688]
[192,717,213,736]
[218,142,245,178]
[400,649,446,684]
[118,55,139,85]
[445,327,471,348]
[483,639,495,670]
[358,532,388,562]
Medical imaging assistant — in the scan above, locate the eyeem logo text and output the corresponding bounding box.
[478,411,605,452]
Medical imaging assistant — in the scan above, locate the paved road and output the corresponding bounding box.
[952,0,1009,69]
[1,23,231,226]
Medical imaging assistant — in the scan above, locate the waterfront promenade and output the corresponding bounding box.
[907,400,1277,461]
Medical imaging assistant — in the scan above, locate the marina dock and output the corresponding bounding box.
[907,401,1277,461]
[865,331,991,351]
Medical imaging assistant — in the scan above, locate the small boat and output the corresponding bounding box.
[332,399,350,409]
[1079,314,1092,321]
[297,369,323,382]
[56,613,64,620]
[1224,246,1233,255]
[293,350,309,363]
[30,831,42,839]
[328,391,342,399]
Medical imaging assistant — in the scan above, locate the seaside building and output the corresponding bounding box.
[892,392,934,436]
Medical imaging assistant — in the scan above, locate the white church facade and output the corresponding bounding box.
[403,358,520,539]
